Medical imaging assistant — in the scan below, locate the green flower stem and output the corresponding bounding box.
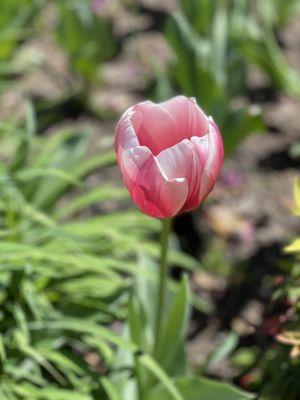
[154,218,172,354]
[135,354,144,400]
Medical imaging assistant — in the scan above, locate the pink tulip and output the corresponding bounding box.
[115,96,224,218]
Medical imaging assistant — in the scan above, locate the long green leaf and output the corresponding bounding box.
[139,354,184,400]
[155,276,189,372]
[147,376,255,400]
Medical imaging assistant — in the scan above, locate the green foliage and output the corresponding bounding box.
[0,105,248,399]
[0,105,163,399]
[1,1,300,398]
[146,376,254,400]
[164,7,264,156]
[114,254,253,399]
[0,0,43,62]
[201,332,239,373]
[258,347,300,400]
[257,0,300,28]
[163,0,300,155]
[56,0,117,84]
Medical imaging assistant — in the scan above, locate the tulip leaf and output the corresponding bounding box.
[128,292,149,350]
[139,354,184,400]
[100,377,121,400]
[55,186,128,219]
[223,106,264,156]
[146,376,255,400]
[201,332,238,373]
[210,1,228,87]
[155,276,189,374]
[56,0,117,82]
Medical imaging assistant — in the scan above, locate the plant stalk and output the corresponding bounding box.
[154,218,172,354]
[135,354,144,400]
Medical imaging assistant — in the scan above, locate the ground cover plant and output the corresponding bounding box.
[0,0,299,399]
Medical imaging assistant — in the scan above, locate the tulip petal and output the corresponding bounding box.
[195,118,224,202]
[133,102,176,155]
[114,97,224,218]
[132,97,209,155]
[115,108,140,165]
[157,139,204,211]
[121,146,189,218]
[190,136,209,166]
[205,119,224,178]
[160,96,208,138]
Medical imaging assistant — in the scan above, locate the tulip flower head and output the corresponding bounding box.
[115,96,224,218]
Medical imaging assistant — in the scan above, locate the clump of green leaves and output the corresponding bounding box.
[161,0,300,155]
[0,102,226,399]
[0,105,254,399]
[56,0,117,84]
[0,0,43,62]
[0,104,164,399]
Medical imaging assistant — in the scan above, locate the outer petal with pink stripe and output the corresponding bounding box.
[115,96,224,218]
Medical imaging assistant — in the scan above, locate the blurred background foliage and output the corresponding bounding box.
[56,1,117,84]
[0,0,299,399]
